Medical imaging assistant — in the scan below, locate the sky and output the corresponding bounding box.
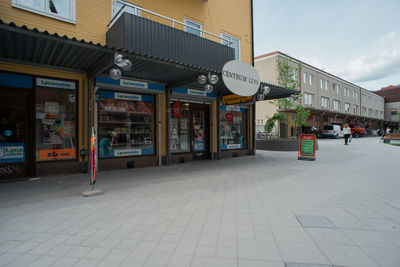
[253,0,400,91]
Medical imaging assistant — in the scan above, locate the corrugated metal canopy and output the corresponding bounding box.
[0,19,298,98]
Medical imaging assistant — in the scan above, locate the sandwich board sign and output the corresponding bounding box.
[298,134,316,161]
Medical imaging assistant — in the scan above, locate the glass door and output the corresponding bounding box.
[192,108,207,160]
[0,90,30,179]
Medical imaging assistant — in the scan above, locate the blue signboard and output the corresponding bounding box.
[0,143,25,163]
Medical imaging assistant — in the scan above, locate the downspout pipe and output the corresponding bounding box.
[251,0,256,155]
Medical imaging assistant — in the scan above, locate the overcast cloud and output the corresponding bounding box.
[254,0,400,90]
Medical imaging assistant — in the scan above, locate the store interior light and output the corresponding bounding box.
[209,73,219,85]
[204,84,213,93]
[109,67,122,80]
[198,74,207,85]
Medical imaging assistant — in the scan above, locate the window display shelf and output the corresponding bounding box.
[99,121,153,124]
[99,110,152,115]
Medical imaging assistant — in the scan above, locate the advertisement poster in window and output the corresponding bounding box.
[45,102,59,119]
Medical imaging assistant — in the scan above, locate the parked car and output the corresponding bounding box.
[349,124,366,138]
[322,125,343,139]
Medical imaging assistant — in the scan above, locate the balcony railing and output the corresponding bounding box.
[108,1,232,46]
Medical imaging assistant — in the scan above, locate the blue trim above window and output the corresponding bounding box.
[0,73,32,89]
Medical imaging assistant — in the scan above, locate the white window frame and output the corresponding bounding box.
[111,0,141,27]
[344,103,351,113]
[12,0,76,24]
[333,100,340,111]
[321,97,329,109]
[308,74,313,85]
[304,93,314,107]
[320,78,323,89]
[353,105,358,115]
[353,91,358,99]
[303,72,307,84]
[184,18,204,37]
[221,33,241,60]
[332,83,339,94]
[324,80,328,90]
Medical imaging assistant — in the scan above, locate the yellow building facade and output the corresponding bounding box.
[0,0,257,179]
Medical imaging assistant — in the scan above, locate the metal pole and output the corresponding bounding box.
[210,100,213,160]
[217,95,221,160]
[158,93,162,166]
[87,78,92,175]
[166,87,171,165]
[252,103,256,155]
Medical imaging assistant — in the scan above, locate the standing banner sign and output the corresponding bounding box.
[298,134,316,161]
[90,127,97,187]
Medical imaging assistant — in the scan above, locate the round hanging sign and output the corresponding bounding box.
[222,60,260,96]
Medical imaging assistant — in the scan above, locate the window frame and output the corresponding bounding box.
[184,18,204,37]
[321,97,329,109]
[333,100,340,111]
[304,92,314,107]
[303,72,307,84]
[221,32,241,60]
[12,0,76,24]
[308,74,313,85]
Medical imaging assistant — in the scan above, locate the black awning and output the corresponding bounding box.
[0,19,297,100]
[0,20,113,75]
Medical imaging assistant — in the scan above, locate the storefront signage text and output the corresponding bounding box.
[0,143,25,163]
[39,149,76,160]
[222,60,260,96]
[36,78,76,90]
[298,134,316,161]
[114,92,142,101]
[112,147,154,157]
[120,79,148,89]
[222,94,253,105]
[188,89,207,97]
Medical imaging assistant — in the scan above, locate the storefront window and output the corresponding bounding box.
[170,100,190,153]
[220,106,247,150]
[98,91,154,158]
[35,83,76,161]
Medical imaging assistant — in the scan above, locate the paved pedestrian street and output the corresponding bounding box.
[0,138,399,267]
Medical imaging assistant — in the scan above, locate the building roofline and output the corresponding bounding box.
[255,51,383,97]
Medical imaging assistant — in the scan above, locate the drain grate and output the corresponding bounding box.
[295,215,336,229]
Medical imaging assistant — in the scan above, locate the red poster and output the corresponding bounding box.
[172,100,181,118]
[225,112,233,122]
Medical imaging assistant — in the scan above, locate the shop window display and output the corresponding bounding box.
[35,86,76,161]
[97,91,154,158]
[170,100,190,153]
[220,106,247,150]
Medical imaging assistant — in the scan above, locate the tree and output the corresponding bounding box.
[268,58,302,137]
[293,104,310,135]
[264,113,285,134]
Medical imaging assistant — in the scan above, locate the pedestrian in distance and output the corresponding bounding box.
[343,124,351,145]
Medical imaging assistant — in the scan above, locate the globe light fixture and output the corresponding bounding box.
[263,85,270,95]
[109,67,122,80]
[208,74,219,85]
[257,93,265,101]
[204,84,213,93]
[198,74,207,85]
[121,59,132,71]
[114,53,124,67]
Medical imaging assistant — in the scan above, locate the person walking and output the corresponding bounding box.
[343,124,351,145]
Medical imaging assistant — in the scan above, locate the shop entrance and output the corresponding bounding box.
[191,105,209,160]
[0,89,32,179]
[170,101,210,161]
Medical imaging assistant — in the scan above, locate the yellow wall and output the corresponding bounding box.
[0,61,88,161]
[0,0,253,64]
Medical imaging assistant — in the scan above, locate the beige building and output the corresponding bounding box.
[255,51,385,136]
